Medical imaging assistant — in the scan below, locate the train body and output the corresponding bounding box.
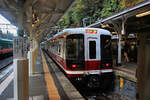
[43,28,113,88]
[0,38,13,58]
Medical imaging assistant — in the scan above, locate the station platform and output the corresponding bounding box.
[0,50,49,100]
[0,49,137,100]
[0,50,84,100]
[114,62,137,82]
[113,62,137,100]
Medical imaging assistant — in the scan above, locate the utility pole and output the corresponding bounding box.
[82,18,88,27]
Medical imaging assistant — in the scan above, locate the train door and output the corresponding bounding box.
[85,38,100,72]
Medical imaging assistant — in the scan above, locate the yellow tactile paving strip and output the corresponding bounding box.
[41,50,60,100]
[114,66,137,82]
[114,66,136,74]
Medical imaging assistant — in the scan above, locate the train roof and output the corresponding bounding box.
[111,34,136,40]
[48,27,111,41]
[0,38,13,42]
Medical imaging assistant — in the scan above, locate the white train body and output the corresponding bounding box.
[45,28,113,77]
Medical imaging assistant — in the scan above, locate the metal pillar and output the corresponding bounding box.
[136,32,150,100]
[111,17,127,65]
[117,33,122,65]
[13,8,29,100]
[29,38,34,76]
[82,18,88,27]
[29,38,39,75]
[29,47,33,76]
[28,7,34,76]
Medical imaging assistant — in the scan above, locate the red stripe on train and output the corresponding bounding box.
[0,48,13,53]
[48,51,101,71]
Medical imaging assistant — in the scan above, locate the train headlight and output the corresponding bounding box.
[72,64,77,68]
[105,63,110,67]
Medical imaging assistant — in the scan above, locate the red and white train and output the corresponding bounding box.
[43,28,113,87]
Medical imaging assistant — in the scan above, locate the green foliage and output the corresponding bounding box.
[58,0,103,30]
[57,0,144,30]
[124,0,145,8]
[100,0,124,18]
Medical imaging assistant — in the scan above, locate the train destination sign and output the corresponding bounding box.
[86,29,97,34]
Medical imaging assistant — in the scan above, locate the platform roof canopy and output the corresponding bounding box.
[0,0,75,42]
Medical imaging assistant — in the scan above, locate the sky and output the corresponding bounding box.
[0,14,17,36]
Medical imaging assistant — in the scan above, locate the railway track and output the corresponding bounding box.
[70,78,112,100]
[0,57,13,70]
[44,51,117,100]
[0,57,13,84]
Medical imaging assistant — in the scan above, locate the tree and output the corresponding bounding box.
[58,0,103,30]
[57,0,143,30]
[100,0,124,18]
[123,0,145,8]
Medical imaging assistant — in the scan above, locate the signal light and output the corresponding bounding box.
[105,63,110,67]
[72,64,77,68]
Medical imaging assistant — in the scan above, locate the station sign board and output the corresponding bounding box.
[13,37,27,59]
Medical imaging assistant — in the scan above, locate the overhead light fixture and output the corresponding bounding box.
[101,24,109,28]
[136,10,150,18]
[32,24,35,27]
[112,32,117,34]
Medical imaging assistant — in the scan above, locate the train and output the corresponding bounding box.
[42,28,114,88]
[0,38,13,59]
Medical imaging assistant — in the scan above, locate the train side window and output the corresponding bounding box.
[2,43,5,49]
[58,43,61,55]
[59,44,61,54]
[89,41,96,59]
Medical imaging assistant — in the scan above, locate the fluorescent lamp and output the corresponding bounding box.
[136,11,150,18]
[101,24,109,28]
[112,32,117,34]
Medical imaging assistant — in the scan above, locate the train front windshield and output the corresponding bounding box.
[66,34,85,69]
[101,35,112,68]
[101,35,112,58]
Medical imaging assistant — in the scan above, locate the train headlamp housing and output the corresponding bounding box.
[105,63,110,67]
[72,64,77,68]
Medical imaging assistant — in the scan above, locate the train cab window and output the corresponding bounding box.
[101,35,112,59]
[89,41,96,59]
[66,34,85,69]
[66,34,84,60]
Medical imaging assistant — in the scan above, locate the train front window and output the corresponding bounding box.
[66,34,84,60]
[101,35,112,58]
[66,34,85,69]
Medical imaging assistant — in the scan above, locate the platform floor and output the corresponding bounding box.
[0,51,49,100]
[0,50,84,100]
[113,62,137,100]
[114,62,137,82]
[0,49,137,100]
